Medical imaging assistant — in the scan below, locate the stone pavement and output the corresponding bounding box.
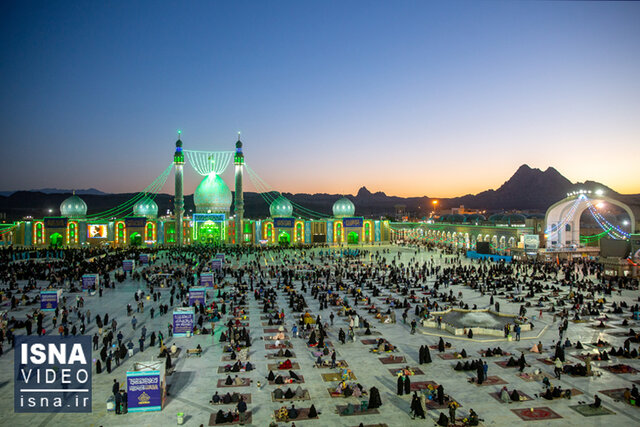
[1,245,640,426]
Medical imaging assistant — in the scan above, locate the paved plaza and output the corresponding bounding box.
[2,245,640,427]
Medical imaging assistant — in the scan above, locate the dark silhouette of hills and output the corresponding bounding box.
[0,188,106,197]
[0,165,638,220]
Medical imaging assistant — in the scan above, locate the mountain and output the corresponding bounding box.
[0,188,106,197]
[0,165,637,220]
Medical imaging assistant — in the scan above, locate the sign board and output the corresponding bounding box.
[172,308,195,337]
[343,217,363,228]
[188,287,206,306]
[200,273,214,287]
[126,367,164,412]
[125,217,146,228]
[211,259,222,270]
[81,274,99,291]
[139,254,149,264]
[40,290,61,311]
[43,217,68,229]
[273,218,294,228]
[214,253,225,262]
[123,260,135,272]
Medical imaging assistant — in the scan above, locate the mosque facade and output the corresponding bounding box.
[5,137,392,248]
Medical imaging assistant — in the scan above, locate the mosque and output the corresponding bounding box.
[5,136,391,247]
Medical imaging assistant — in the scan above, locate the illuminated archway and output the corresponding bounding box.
[50,232,64,247]
[347,231,359,244]
[130,232,142,246]
[278,231,291,245]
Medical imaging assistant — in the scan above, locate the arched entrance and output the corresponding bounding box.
[278,231,291,245]
[199,221,221,244]
[50,233,63,247]
[347,232,359,244]
[130,232,142,246]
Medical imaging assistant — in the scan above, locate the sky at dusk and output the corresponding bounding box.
[1,1,639,198]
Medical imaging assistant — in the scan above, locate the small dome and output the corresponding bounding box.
[504,214,526,224]
[133,197,158,218]
[270,196,293,217]
[489,214,503,223]
[194,173,232,213]
[60,194,87,218]
[466,214,486,223]
[332,197,355,218]
[447,214,465,223]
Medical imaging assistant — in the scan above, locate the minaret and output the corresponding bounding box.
[234,133,244,245]
[174,131,185,245]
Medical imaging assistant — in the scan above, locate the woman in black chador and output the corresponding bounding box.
[368,386,382,409]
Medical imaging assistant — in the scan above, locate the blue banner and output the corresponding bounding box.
[211,259,222,270]
[274,218,294,228]
[81,274,98,290]
[200,273,214,287]
[374,221,381,242]
[40,291,59,311]
[188,288,206,306]
[342,217,363,228]
[123,260,135,271]
[127,371,162,412]
[172,309,195,337]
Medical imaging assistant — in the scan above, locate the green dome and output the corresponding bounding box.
[489,214,504,223]
[194,173,232,213]
[270,196,293,217]
[332,197,355,218]
[504,213,526,224]
[133,197,158,218]
[60,195,87,218]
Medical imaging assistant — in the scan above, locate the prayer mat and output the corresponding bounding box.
[265,343,293,350]
[316,360,349,368]
[572,353,606,362]
[571,319,590,323]
[216,378,251,388]
[516,372,547,382]
[322,372,357,382]
[607,331,634,337]
[336,405,380,416]
[272,407,319,421]
[601,364,638,374]
[388,367,424,376]
[271,390,311,402]
[266,352,296,359]
[479,351,512,357]
[268,362,301,370]
[264,335,291,341]
[588,325,615,330]
[495,360,529,369]
[361,339,385,345]
[511,407,562,421]
[409,380,438,391]
[268,375,305,385]
[349,424,388,427]
[424,398,462,410]
[474,375,508,386]
[437,353,467,360]
[489,390,533,403]
[536,358,556,366]
[599,388,630,401]
[217,366,253,374]
[263,328,287,333]
[379,355,406,364]
[429,345,453,351]
[208,411,252,426]
[221,355,250,362]
[210,394,252,404]
[569,405,615,417]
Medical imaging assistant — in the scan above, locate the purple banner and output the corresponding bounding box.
[211,259,222,270]
[188,288,206,306]
[82,274,98,290]
[274,218,294,228]
[139,254,149,264]
[125,217,146,228]
[40,291,58,311]
[127,372,162,412]
[343,217,363,228]
[172,311,194,337]
[123,260,135,271]
[44,217,68,228]
[200,273,214,287]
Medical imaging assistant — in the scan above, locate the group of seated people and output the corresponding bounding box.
[213,409,241,424]
[210,391,244,405]
[454,359,483,372]
[221,360,253,373]
[273,385,306,400]
[274,403,317,421]
[271,348,294,358]
[480,347,505,357]
[331,381,366,398]
[266,316,284,326]
[540,383,572,400]
[371,338,396,353]
[267,370,302,384]
[499,386,524,403]
[623,385,640,405]
[223,375,246,386]
[277,358,294,369]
